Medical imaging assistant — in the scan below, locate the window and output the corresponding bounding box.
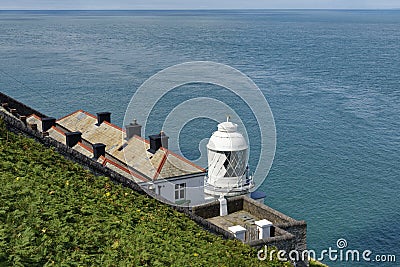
[174,183,186,200]
[222,150,247,177]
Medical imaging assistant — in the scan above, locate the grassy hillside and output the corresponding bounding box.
[0,119,290,266]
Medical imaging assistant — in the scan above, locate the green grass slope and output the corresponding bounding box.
[0,120,290,267]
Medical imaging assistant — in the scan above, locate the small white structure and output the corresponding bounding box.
[228,225,247,241]
[219,195,228,216]
[255,219,273,239]
[205,118,254,197]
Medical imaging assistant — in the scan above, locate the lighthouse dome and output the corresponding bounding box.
[207,122,248,152]
[218,121,238,132]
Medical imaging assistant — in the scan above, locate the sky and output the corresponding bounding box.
[0,0,399,10]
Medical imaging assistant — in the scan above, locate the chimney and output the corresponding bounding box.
[10,108,17,116]
[1,103,8,110]
[65,132,82,147]
[42,117,56,132]
[96,112,111,126]
[125,119,142,139]
[148,131,169,154]
[20,115,27,124]
[92,143,106,159]
[159,131,168,149]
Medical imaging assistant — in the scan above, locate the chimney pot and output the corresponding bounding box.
[1,103,8,109]
[10,108,17,116]
[19,115,27,124]
[148,131,169,153]
[125,119,142,139]
[65,132,82,147]
[42,117,56,132]
[96,112,111,125]
[160,131,168,149]
[92,143,106,159]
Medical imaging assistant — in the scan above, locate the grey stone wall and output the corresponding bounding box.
[241,196,307,253]
[242,196,298,225]
[190,199,221,219]
[190,196,244,219]
[248,227,296,252]
[279,223,307,252]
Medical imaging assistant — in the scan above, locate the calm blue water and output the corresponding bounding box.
[1,10,399,266]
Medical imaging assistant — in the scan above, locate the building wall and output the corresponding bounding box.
[147,173,205,206]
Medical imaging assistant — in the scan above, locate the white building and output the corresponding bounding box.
[26,111,258,206]
[27,110,206,206]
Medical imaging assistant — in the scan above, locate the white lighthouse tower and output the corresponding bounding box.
[204,118,254,198]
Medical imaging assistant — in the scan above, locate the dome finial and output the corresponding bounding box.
[226,115,231,122]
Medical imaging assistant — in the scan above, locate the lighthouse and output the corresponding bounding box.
[204,118,254,197]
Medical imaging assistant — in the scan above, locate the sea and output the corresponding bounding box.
[0,10,399,266]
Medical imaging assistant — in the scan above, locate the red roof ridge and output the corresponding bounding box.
[76,142,93,153]
[78,110,124,132]
[104,158,147,182]
[135,135,204,172]
[153,151,169,180]
[80,110,96,119]
[103,120,123,131]
[162,147,205,172]
[57,109,84,122]
[50,125,66,135]
[133,134,150,144]
[27,113,42,121]
[56,110,205,175]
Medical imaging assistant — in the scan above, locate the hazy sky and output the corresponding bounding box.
[1,0,399,10]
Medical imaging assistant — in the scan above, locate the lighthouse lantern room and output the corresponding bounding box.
[204,117,254,197]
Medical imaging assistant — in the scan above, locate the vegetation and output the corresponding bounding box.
[0,119,290,266]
